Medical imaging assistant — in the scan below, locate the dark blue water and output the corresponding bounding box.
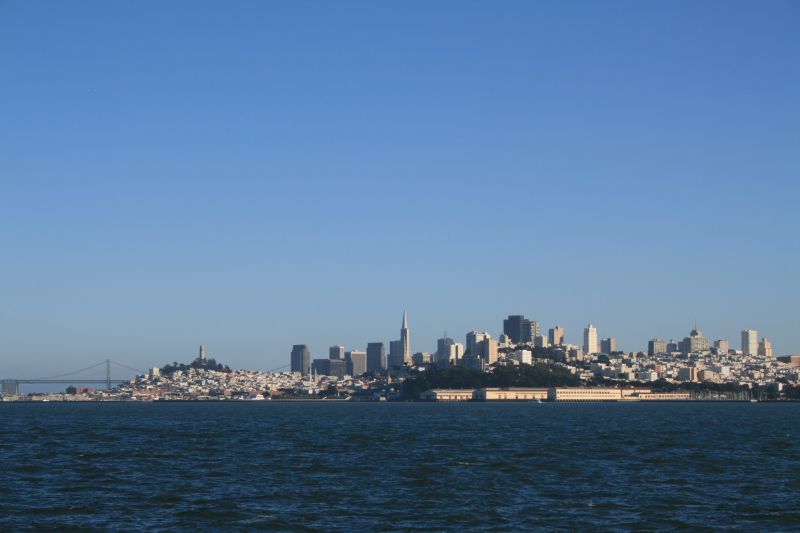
[1,402,798,531]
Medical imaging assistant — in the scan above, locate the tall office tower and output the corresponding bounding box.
[601,337,616,354]
[388,340,405,368]
[477,338,499,364]
[1,380,19,395]
[503,315,536,344]
[311,358,330,377]
[345,350,367,376]
[714,339,729,354]
[329,346,345,360]
[401,311,411,364]
[583,324,598,355]
[329,359,347,379]
[683,327,710,354]
[648,339,667,356]
[666,340,679,353]
[199,344,205,362]
[412,352,432,365]
[758,337,773,358]
[291,344,310,375]
[741,329,758,355]
[466,331,491,356]
[313,359,347,379]
[534,335,548,349]
[388,311,412,367]
[448,342,464,363]
[549,326,564,346]
[436,335,454,364]
[527,321,540,341]
[366,342,385,372]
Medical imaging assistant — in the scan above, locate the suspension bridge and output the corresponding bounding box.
[1,359,144,395]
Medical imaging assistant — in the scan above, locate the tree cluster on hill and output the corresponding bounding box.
[783,385,800,400]
[401,364,580,400]
[591,377,791,400]
[161,358,231,375]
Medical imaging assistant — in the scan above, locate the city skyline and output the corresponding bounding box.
[286,311,788,373]
[2,2,798,375]
[0,303,792,378]
[288,311,780,362]
[6,303,796,397]
[0,306,793,378]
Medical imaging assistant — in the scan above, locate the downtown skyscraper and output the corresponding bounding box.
[742,329,758,356]
[366,342,386,373]
[388,311,411,368]
[503,315,537,344]
[583,324,598,355]
[291,344,310,375]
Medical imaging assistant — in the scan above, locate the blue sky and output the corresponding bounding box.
[1,1,798,379]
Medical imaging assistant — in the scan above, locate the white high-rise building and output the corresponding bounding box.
[477,338,499,364]
[583,324,598,355]
[534,335,549,349]
[466,331,491,356]
[447,342,464,364]
[741,329,758,355]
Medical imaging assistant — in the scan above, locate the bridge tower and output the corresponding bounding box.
[106,359,111,390]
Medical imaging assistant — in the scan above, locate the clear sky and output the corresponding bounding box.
[1,1,798,379]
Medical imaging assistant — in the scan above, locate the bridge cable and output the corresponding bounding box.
[33,361,108,381]
[110,360,145,374]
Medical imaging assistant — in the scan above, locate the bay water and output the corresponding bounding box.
[1,402,798,530]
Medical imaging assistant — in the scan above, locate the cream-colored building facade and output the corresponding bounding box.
[474,388,549,401]
[422,387,692,402]
[549,387,621,401]
[420,389,474,401]
[758,337,773,358]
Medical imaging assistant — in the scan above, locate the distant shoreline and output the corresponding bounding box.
[2,399,796,404]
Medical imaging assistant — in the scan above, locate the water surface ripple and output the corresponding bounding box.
[1,402,798,531]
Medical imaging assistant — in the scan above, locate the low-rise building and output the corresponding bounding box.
[419,389,474,401]
[474,388,548,401]
[636,391,691,401]
[778,355,800,368]
[548,387,623,401]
